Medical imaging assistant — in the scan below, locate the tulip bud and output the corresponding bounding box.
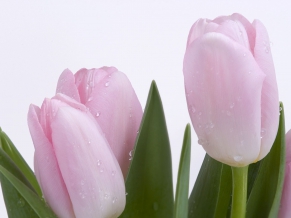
[56,67,142,177]
[183,13,279,166]
[28,94,125,218]
[279,130,291,218]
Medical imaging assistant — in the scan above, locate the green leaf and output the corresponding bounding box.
[246,103,286,218]
[0,165,57,218]
[188,154,232,218]
[120,81,174,218]
[174,124,191,218]
[0,147,40,217]
[0,129,42,196]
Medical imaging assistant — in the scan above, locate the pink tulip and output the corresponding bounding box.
[183,13,279,166]
[28,93,125,218]
[279,130,291,218]
[56,67,142,177]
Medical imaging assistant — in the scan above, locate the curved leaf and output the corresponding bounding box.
[120,81,174,218]
[174,124,191,218]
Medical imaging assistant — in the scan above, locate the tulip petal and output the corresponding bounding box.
[27,104,75,218]
[75,68,143,178]
[187,19,219,47]
[56,69,80,102]
[213,13,256,53]
[183,32,265,166]
[279,130,291,218]
[51,103,125,218]
[253,20,279,161]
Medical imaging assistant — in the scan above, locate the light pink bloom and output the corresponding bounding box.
[56,67,142,177]
[28,94,125,218]
[279,130,291,218]
[183,13,279,166]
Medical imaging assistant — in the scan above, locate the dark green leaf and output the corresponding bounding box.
[0,166,57,218]
[0,146,41,217]
[120,81,174,218]
[246,103,286,218]
[188,153,232,218]
[0,129,42,196]
[174,124,191,218]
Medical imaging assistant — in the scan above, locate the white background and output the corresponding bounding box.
[0,1,290,217]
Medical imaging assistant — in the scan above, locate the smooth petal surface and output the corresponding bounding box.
[51,99,125,218]
[184,32,265,166]
[74,68,143,177]
[56,69,80,102]
[279,130,291,218]
[28,104,75,218]
[253,20,279,160]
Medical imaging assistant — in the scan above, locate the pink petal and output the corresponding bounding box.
[81,69,143,177]
[56,69,80,102]
[253,20,279,161]
[187,19,219,47]
[279,130,291,218]
[51,103,125,218]
[27,104,75,218]
[183,32,265,166]
[213,13,256,53]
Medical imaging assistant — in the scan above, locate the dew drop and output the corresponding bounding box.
[209,122,215,129]
[153,202,159,211]
[234,156,242,162]
[97,160,102,166]
[111,171,115,176]
[239,30,242,36]
[100,168,104,173]
[129,150,133,160]
[261,128,266,138]
[243,53,246,57]
[229,102,235,109]
[87,96,93,102]
[279,106,283,112]
[248,71,251,74]
[96,112,100,117]
[112,197,117,204]
[125,192,128,196]
[105,81,109,87]
[17,198,25,207]
[81,180,85,186]
[191,105,196,113]
[104,193,109,199]
[198,123,202,128]
[88,140,91,144]
[198,138,208,146]
[129,113,132,118]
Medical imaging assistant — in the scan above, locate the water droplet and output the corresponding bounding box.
[236,96,242,102]
[112,197,117,204]
[88,140,91,144]
[105,81,109,87]
[96,112,100,117]
[198,138,208,146]
[229,102,235,109]
[97,160,102,166]
[239,30,242,36]
[198,123,202,128]
[261,128,266,138]
[111,171,115,176]
[87,96,93,102]
[137,130,139,134]
[89,81,94,87]
[79,192,85,199]
[234,156,242,162]
[129,150,133,160]
[104,193,109,199]
[248,71,251,74]
[226,111,231,116]
[265,46,269,53]
[129,113,132,118]
[100,168,104,173]
[209,122,215,129]
[191,105,196,113]
[153,202,159,211]
[125,192,128,196]
[243,53,246,57]
[279,106,282,112]
[17,198,25,207]
[100,204,104,210]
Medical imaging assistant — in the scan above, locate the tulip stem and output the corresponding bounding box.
[231,166,248,218]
